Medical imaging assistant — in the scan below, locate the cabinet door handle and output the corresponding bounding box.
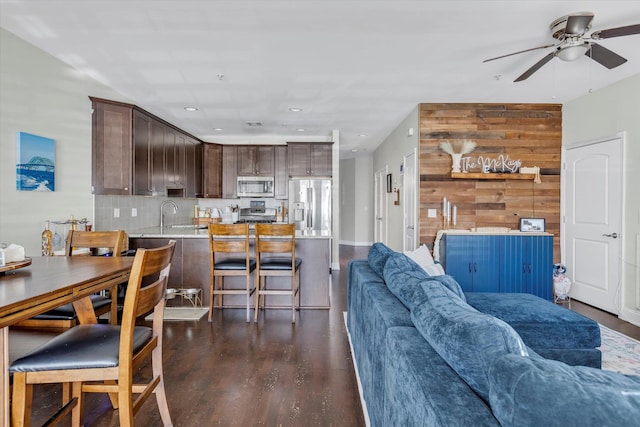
[528,264,532,273]
[523,264,527,273]
[474,262,478,273]
[469,263,473,272]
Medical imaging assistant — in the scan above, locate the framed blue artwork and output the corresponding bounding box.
[16,132,55,191]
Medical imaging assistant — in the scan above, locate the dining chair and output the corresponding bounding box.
[14,229,127,329]
[208,223,256,322]
[9,240,176,427]
[254,223,301,323]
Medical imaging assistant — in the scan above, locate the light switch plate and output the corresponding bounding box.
[114,208,120,218]
[427,208,437,218]
[131,208,137,217]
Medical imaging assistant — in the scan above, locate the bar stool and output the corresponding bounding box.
[254,223,301,323]
[208,223,256,322]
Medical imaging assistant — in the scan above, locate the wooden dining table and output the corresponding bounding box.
[0,255,134,426]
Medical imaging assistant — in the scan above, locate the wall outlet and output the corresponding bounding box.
[427,208,437,218]
[113,208,120,218]
[131,208,137,217]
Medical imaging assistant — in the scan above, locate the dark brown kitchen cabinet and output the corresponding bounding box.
[133,109,165,196]
[92,97,203,197]
[274,145,288,199]
[91,98,133,195]
[222,145,238,198]
[203,143,223,198]
[287,142,333,177]
[186,138,203,198]
[237,145,275,176]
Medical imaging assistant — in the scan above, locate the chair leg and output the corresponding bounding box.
[218,277,224,308]
[11,372,32,427]
[71,381,84,427]
[208,276,215,322]
[109,284,119,325]
[291,272,296,323]
[245,274,251,323]
[254,277,261,322]
[152,346,173,427]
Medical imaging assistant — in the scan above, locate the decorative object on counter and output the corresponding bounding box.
[41,220,53,256]
[519,218,546,232]
[16,131,55,192]
[442,197,451,228]
[439,140,476,173]
[452,205,457,227]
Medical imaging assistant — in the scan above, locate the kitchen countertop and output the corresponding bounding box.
[128,225,332,239]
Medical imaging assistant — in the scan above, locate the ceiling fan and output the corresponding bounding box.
[484,12,640,82]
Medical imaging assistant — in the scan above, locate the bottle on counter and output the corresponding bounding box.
[41,220,53,256]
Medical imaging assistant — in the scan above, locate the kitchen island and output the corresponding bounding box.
[128,227,332,309]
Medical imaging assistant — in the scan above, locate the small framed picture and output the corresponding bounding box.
[519,218,545,232]
[386,174,392,193]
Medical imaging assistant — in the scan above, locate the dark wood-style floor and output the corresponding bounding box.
[9,244,640,426]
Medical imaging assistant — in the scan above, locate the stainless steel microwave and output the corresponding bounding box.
[237,176,274,197]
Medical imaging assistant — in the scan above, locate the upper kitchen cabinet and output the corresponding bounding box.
[237,145,275,176]
[133,109,165,196]
[186,137,203,198]
[222,145,238,198]
[203,143,223,198]
[287,142,333,177]
[91,98,134,195]
[274,145,288,199]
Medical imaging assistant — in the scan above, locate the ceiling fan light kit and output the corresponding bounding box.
[484,11,640,82]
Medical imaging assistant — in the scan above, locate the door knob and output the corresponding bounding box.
[602,232,618,239]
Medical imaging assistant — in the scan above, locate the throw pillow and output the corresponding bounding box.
[384,253,466,306]
[368,242,395,278]
[489,354,640,426]
[411,280,528,402]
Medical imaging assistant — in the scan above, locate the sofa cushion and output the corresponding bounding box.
[384,327,500,426]
[411,280,528,401]
[368,242,395,278]
[384,253,465,309]
[465,293,601,350]
[488,354,640,427]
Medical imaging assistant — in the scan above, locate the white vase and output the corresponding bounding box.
[450,153,462,173]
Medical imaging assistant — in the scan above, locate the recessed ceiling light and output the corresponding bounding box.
[214,128,223,131]
[184,107,198,112]
[289,107,302,112]
[359,134,367,137]
[245,122,263,127]
[296,128,305,132]
[351,148,358,152]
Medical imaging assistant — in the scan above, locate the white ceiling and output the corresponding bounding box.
[1,1,639,158]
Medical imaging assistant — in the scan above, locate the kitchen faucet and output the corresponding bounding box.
[160,200,179,229]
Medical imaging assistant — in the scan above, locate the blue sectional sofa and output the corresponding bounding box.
[347,243,640,426]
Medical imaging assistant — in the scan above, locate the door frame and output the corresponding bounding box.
[374,166,389,245]
[561,131,625,314]
[403,148,418,251]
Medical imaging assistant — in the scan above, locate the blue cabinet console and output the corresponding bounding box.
[440,233,553,300]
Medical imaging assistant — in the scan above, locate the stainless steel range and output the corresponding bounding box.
[236,200,276,224]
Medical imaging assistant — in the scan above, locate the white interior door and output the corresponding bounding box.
[374,168,388,244]
[565,135,622,314]
[403,150,417,251]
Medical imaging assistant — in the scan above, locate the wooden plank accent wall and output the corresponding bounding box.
[418,103,562,262]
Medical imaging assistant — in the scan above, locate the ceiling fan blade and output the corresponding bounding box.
[586,43,627,69]
[483,44,556,63]
[591,24,640,39]
[565,13,594,35]
[514,51,555,82]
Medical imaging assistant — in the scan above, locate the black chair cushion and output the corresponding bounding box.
[9,324,152,373]
[214,258,256,271]
[259,257,302,271]
[32,295,112,320]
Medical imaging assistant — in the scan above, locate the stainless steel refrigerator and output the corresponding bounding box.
[289,178,332,233]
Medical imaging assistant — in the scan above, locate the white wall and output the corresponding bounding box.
[373,107,419,251]
[0,28,130,256]
[339,156,373,246]
[563,73,640,325]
